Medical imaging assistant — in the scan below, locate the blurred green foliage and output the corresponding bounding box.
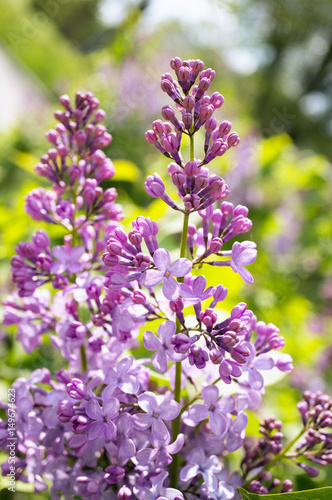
[0,0,332,495]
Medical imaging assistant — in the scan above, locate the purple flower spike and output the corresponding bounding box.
[85,396,119,440]
[189,385,235,436]
[141,248,192,300]
[230,241,257,284]
[180,447,221,492]
[143,320,185,373]
[133,391,180,441]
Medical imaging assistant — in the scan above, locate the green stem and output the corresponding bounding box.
[189,133,194,161]
[170,133,194,489]
[80,344,87,372]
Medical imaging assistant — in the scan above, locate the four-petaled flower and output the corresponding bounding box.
[85,396,119,440]
[141,248,192,300]
[189,385,235,436]
[104,357,140,395]
[50,245,85,274]
[180,447,221,492]
[143,320,185,373]
[180,275,214,305]
[132,391,180,441]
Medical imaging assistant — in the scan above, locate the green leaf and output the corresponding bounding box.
[113,159,141,182]
[238,486,332,500]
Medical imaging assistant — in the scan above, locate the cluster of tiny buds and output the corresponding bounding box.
[144,56,239,215]
[35,91,113,186]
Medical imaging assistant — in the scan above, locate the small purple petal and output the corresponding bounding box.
[209,412,227,436]
[162,277,180,300]
[202,385,219,406]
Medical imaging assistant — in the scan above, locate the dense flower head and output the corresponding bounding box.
[2,57,321,500]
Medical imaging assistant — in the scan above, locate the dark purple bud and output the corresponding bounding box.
[184,161,198,176]
[227,132,240,147]
[145,173,165,198]
[45,129,58,144]
[170,56,182,71]
[57,400,75,423]
[70,415,89,433]
[170,299,184,313]
[232,344,250,364]
[145,130,158,144]
[171,333,192,354]
[128,230,142,247]
[67,378,86,400]
[132,290,146,305]
[210,92,224,108]
[32,230,50,250]
[183,95,195,111]
[205,117,218,132]
[59,94,71,109]
[219,120,232,136]
[105,466,125,485]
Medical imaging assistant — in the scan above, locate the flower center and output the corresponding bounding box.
[153,412,159,419]
[164,271,171,278]
[209,404,215,412]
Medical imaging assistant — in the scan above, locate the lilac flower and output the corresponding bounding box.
[180,275,214,319]
[141,248,192,300]
[135,471,184,500]
[136,433,184,467]
[50,245,85,274]
[189,386,235,436]
[240,342,275,390]
[69,272,103,303]
[132,391,180,441]
[104,357,140,394]
[180,447,221,491]
[85,396,119,440]
[230,241,257,284]
[143,320,185,373]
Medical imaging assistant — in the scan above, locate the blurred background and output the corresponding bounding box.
[0,0,332,495]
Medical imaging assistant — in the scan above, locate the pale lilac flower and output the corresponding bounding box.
[50,245,85,274]
[136,433,184,467]
[180,275,214,305]
[230,241,257,284]
[104,357,140,394]
[180,447,221,491]
[189,386,235,436]
[240,342,274,390]
[85,396,119,440]
[68,272,103,303]
[141,248,192,300]
[225,412,248,452]
[143,320,185,373]
[132,391,180,441]
[135,471,184,500]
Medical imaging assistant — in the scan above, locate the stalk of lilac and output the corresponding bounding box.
[169,131,193,489]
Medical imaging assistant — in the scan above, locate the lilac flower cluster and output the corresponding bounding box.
[2,57,326,499]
